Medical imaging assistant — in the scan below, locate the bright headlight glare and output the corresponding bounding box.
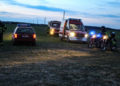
[69,32,75,37]
[103,35,108,39]
[92,35,96,38]
[85,34,89,38]
[50,29,55,35]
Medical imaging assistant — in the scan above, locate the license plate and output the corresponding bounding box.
[22,35,29,38]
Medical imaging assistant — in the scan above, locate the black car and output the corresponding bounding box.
[12,24,36,45]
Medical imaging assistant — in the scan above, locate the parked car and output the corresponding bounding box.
[59,18,88,43]
[12,24,36,45]
[48,21,61,36]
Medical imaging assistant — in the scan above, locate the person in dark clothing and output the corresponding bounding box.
[101,26,107,35]
[0,21,7,45]
[109,32,117,46]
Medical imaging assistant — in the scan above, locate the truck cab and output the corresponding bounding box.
[48,21,61,36]
[59,18,88,42]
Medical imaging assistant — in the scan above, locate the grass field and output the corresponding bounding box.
[0,24,120,86]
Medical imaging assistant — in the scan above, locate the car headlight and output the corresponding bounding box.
[103,35,108,40]
[50,29,55,35]
[92,34,96,38]
[85,34,89,38]
[69,32,76,37]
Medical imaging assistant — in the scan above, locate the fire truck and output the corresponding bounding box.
[59,18,88,42]
[48,21,61,36]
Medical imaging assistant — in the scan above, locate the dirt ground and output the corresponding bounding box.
[0,39,120,86]
[0,25,120,86]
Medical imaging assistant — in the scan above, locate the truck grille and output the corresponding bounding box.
[76,33,84,37]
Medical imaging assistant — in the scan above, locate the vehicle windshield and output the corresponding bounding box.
[52,23,60,28]
[16,28,34,34]
[69,24,85,31]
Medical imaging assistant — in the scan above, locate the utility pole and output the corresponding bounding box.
[63,11,65,21]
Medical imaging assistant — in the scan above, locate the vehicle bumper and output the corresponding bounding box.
[69,37,88,42]
[13,39,36,43]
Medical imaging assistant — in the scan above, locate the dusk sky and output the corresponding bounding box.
[0,0,120,29]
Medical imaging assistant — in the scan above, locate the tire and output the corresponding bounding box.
[101,41,106,51]
[110,40,117,51]
[88,41,93,48]
[66,36,70,42]
[88,38,94,48]
[96,41,100,48]
[60,37,64,41]
[110,44,117,51]
[32,42,36,46]
[13,42,17,46]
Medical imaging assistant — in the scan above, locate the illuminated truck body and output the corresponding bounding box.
[59,18,88,42]
[48,21,61,36]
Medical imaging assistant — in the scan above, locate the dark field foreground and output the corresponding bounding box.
[0,24,120,86]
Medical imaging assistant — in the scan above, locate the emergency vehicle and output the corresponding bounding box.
[59,18,88,42]
[12,24,36,45]
[48,21,61,36]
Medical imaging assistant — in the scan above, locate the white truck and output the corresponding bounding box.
[59,18,88,43]
[48,21,61,36]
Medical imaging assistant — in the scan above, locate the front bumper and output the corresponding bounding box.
[13,38,36,43]
[69,37,88,42]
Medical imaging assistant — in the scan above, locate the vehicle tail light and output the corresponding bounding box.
[33,34,36,39]
[14,34,18,38]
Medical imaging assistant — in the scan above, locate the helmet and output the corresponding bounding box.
[101,26,106,32]
[101,26,106,30]
[111,32,116,37]
[101,26,105,29]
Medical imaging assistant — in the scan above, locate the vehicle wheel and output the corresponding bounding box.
[13,42,17,46]
[101,42,106,51]
[32,42,36,46]
[60,37,64,41]
[96,43,100,48]
[110,44,117,51]
[66,36,70,42]
[88,41,93,48]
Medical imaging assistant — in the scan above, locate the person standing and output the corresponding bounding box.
[0,21,7,45]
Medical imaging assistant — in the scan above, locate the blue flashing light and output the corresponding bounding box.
[97,33,102,38]
[17,24,31,27]
[89,31,95,35]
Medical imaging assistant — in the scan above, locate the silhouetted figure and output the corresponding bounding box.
[101,26,107,35]
[0,21,7,45]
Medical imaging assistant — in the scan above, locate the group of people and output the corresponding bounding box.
[101,26,116,42]
[0,20,7,46]
[89,26,117,51]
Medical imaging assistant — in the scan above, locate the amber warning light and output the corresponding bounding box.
[14,34,18,39]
